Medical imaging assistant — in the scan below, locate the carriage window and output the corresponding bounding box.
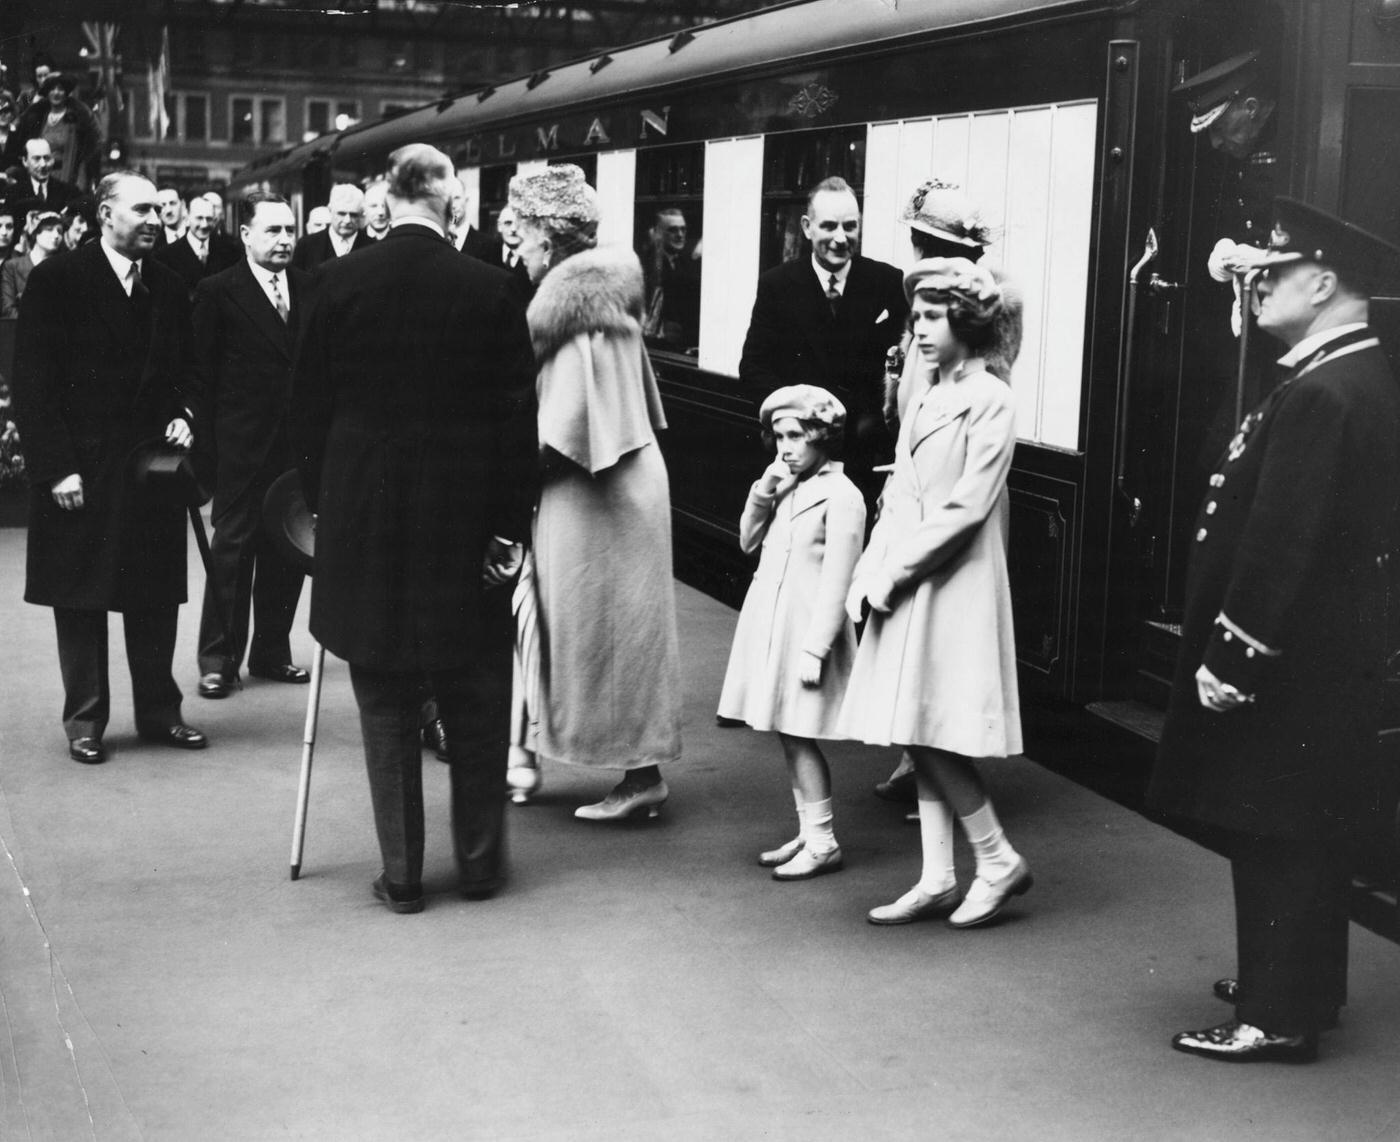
[466,164,516,250]
[758,127,866,271]
[634,144,705,357]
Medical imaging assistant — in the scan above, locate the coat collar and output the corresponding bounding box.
[907,367,980,453]
[84,239,146,347]
[786,459,843,518]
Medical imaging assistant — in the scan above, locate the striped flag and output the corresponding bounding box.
[147,26,170,140]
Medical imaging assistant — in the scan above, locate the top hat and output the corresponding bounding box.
[1255,197,1400,294]
[262,468,315,575]
[1174,50,1262,133]
[129,436,212,508]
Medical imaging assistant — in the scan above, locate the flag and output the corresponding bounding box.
[147,26,170,140]
[82,22,123,140]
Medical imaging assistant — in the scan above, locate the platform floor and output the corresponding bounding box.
[1,523,1398,1140]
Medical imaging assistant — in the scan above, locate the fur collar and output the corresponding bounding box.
[526,244,645,361]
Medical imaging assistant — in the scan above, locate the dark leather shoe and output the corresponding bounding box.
[139,723,208,750]
[68,737,106,764]
[372,873,424,914]
[198,672,234,699]
[1171,1020,1317,1063]
[248,662,310,684]
[421,718,449,761]
[1212,977,1339,1029]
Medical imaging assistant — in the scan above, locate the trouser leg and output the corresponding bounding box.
[247,530,304,670]
[124,606,183,731]
[348,663,425,888]
[198,498,257,676]
[53,607,109,740]
[432,600,512,893]
[1233,835,1351,1035]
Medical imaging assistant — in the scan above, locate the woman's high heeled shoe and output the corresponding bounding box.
[574,778,669,821]
[506,747,540,805]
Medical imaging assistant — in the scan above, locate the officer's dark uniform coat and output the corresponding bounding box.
[1151,326,1400,842]
[12,240,198,610]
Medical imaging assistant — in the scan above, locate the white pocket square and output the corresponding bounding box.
[875,309,889,324]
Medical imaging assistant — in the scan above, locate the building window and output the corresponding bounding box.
[306,99,330,137]
[335,100,360,130]
[231,96,255,144]
[260,99,286,145]
[184,94,208,142]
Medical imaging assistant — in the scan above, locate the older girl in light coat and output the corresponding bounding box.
[718,386,866,880]
[841,258,1030,928]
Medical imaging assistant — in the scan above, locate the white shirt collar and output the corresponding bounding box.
[329,230,355,256]
[187,231,207,252]
[100,239,139,292]
[811,256,851,293]
[247,257,283,286]
[1277,322,1369,368]
[391,216,445,239]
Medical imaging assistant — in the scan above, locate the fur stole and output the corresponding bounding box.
[526,244,646,363]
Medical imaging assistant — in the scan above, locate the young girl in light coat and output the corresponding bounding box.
[717,385,866,880]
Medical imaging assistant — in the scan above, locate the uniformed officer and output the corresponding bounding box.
[1149,199,1400,1063]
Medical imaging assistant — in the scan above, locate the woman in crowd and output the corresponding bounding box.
[1,211,63,317]
[841,257,1030,928]
[506,164,682,820]
[717,385,865,880]
[15,74,99,190]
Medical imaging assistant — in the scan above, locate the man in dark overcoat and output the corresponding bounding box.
[155,193,239,299]
[739,176,906,504]
[11,171,208,763]
[191,191,310,699]
[291,143,538,914]
[290,183,375,274]
[1150,199,1400,1063]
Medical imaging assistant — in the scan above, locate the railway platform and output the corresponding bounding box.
[1,523,1397,1140]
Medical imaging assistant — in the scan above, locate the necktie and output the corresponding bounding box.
[37,181,45,202]
[506,250,517,268]
[196,240,207,265]
[269,275,288,323]
[826,273,840,315]
[129,262,148,302]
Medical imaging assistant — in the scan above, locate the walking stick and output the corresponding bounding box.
[289,640,325,880]
[187,503,233,651]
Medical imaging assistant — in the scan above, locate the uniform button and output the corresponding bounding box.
[1246,647,1256,658]
[1209,474,1225,487]
[1206,501,1217,515]
[1223,630,1233,641]
[1196,527,1208,542]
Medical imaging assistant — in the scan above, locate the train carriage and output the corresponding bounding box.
[234,0,1400,885]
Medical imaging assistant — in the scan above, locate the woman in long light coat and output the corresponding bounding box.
[840,257,1030,929]
[507,164,683,821]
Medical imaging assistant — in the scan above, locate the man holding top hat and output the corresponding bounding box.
[10,171,208,763]
[1150,199,1400,1062]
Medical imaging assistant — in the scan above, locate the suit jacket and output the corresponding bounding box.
[1152,326,1400,842]
[290,228,376,274]
[5,173,78,212]
[11,240,201,610]
[739,255,907,482]
[291,223,539,671]
[155,233,240,298]
[191,259,308,520]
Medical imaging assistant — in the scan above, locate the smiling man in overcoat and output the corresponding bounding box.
[11,170,208,764]
[1150,199,1400,1063]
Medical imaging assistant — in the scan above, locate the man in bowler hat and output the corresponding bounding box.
[1150,199,1400,1062]
[11,171,208,763]
[291,143,537,913]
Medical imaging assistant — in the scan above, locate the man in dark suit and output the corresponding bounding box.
[290,183,375,273]
[191,192,310,699]
[8,139,79,212]
[155,193,238,298]
[291,143,538,913]
[153,186,186,251]
[1151,199,1400,1063]
[11,170,208,764]
[739,176,906,502]
[641,206,701,352]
